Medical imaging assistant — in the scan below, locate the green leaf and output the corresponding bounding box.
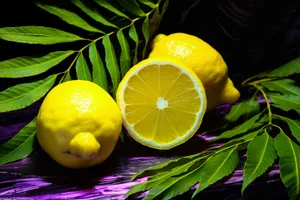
[88,42,108,91]
[269,94,300,113]
[102,35,120,96]
[265,57,300,78]
[139,156,207,200]
[117,0,145,17]
[129,24,139,65]
[93,0,130,20]
[275,115,300,143]
[226,96,260,122]
[63,72,72,82]
[117,30,131,78]
[131,152,211,181]
[75,53,92,81]
[0,51,74,78]
[220,128,262,149]
[0,75,57,112]
[137,0,157,8]
[275,131,300,200]
[244,96,261,119]
[71,0,118,28]
[125,156,207,199]
[211,113,261,142]
[0,118,36,165]
[35,3,103,33]
[192,147,239,198]
[0,26,84,44]
[144,166,202,200]
[142,16,151,59]
[261,79,300,96]
[242,131,277,193]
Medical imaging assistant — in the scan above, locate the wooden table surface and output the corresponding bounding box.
[0,102,288,200]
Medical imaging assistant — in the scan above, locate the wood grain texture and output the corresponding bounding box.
[0,102,286,200]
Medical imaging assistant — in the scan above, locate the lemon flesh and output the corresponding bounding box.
[117,57,207,150]
[36,80,122,168]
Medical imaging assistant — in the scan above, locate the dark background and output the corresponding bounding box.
[159,0,300,84]
[1,0,300,85]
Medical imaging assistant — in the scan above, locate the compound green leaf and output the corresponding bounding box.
[0,118,37,165]
[93,0,130,19]
[265,57,300,78]
[89,42,108,90]
[129,24,139,65]
[0,75,57,112]
[275,131,300,200]
[117,30,131,78]
[62,72,72,82]
[192,147,239,198]
[211,113,261,142]
[117,0,145,17]
[0,51,74,78]
[71,0,118,28]
[0,26,84,44]
[226,96,260,122]
[269,94,300,114]
[137,0,156,8]
[261,79,300,96]
[102,35,120,96]
[142,16,150,59]
[275,115,300,143]
[75,53,92,81]
[242,131,277,193]
[36,3,103,33]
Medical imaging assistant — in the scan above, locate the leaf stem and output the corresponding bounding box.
[249,83,272,124]
[56,3,161,84]
[76,5,158,54]
[242,72,279,87]
[241,72,267,86]
[246,77,280,86]
[58,52,81,83]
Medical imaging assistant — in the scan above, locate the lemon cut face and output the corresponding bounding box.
[116,58,207,150]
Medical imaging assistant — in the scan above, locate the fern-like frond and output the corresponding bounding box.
[0,0,169,165]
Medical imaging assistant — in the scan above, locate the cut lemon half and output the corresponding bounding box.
[116,57,207,150]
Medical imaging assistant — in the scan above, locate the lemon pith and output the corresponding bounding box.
[116,57,207,150]
[36,80,122,168]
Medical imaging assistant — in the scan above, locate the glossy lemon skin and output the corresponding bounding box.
[149,33,240,110]
[36,80,122,168]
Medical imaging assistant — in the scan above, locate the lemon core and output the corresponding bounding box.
[157,97,168,109]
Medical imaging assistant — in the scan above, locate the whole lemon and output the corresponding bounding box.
[149,33,240,110]
[36,80,122,168]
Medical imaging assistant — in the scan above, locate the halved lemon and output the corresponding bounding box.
[116,57,207,150]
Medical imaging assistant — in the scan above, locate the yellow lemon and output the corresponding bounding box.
[149,33,240,110]
[116,57,207,150]
[36,80,122,168]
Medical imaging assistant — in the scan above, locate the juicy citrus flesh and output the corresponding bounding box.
[117,58,207,150]
[36,80,122,168]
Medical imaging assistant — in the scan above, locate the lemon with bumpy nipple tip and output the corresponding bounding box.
[36,80,122,168]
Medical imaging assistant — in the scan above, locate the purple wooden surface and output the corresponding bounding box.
[0,102,286,200]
